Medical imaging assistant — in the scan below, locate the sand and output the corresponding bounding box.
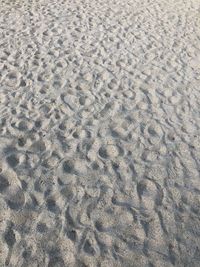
[0,0,200,266]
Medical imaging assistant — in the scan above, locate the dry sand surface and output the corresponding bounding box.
[0,0,200,266]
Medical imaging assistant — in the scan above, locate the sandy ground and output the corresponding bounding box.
[0,0,200,266]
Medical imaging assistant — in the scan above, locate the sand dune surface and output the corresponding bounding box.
[0,0,200,266]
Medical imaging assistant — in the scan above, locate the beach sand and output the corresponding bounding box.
[0,0,200,266]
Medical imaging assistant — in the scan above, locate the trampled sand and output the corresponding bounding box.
[0,0,200,266]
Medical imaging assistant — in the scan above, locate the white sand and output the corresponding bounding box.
[0,0,200,266]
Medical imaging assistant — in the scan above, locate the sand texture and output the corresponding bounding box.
[0,0,200,266]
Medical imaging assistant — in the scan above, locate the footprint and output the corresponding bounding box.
[4,226,16,266]
[98,144,122,159]
[47,246,65,267]
[18,137,26,147]
[137,180,155,199]
[62,160,74,174]
[98,146,108,159]
[30,140,46,153]
[46,198,60,213]
[137,178,163,210]
[0,174,9,193]
[144,122,163,145]
[99,102,114,118]
[66,229,77,242]
[5,71,20,87]
[17,120,31,131]
[6,188,25,210]
[142,149,157,162]
[37,222,48,234]
[83,239,97,256]
[19,79,26,87]
[6,154,19,168]
[48,258,65,267]
[44,153,60,168]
